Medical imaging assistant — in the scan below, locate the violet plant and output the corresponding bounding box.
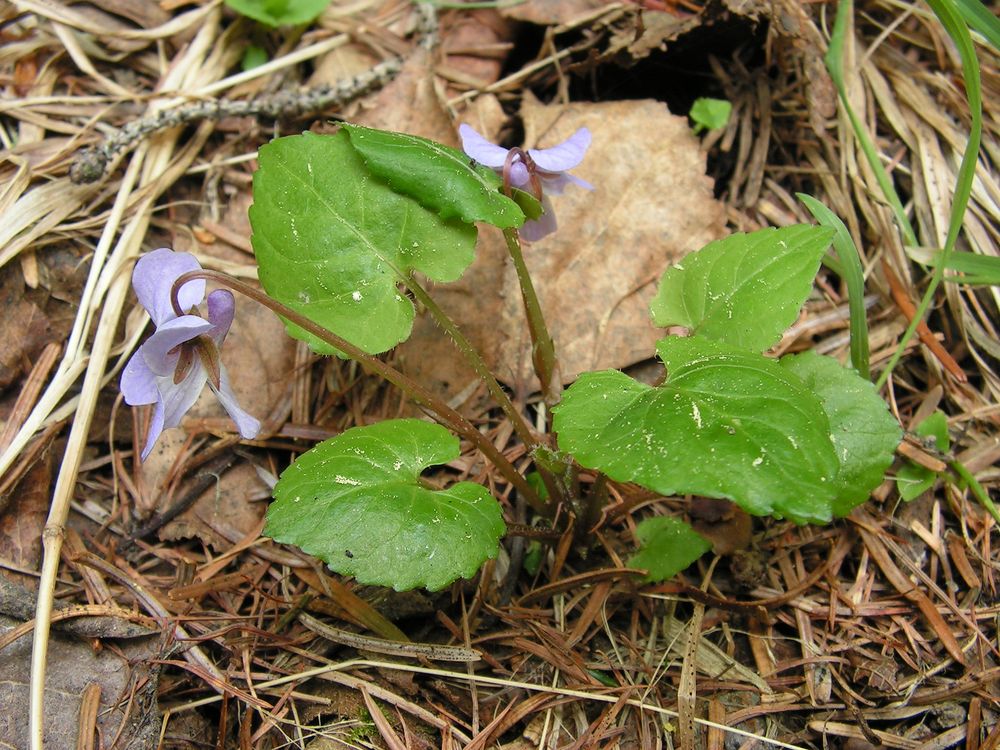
[124,123,900,590]
[121,249,260,459]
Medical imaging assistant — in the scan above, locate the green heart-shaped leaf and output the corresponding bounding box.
[342,124,525,228]
[265,419,505,591]
[250,130,477,354]
[780,352,900,515]
[225,0,329,27]
[628,517,712,582]
[553,336,840,523]
[651,225,834,352]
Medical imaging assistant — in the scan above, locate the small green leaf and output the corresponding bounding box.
[896,463,936,501]
[914,411,950,451]
[341,124,525,228]
[896,411,949,501]
[553,336,840,523]
[651,225,835,353]
[265,419,505,591]
[689,97,732,133]
[628,516,712,582]
[587,669,620,687]
[511,187,543,221]
[225,0,330,26]
[523,540,543,576]
[250,131,477,354]
[781,352,901,516]
[241,44,269,71]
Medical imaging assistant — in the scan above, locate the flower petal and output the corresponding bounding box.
[540,171,594,195]
[141,316,214,376]
[528,128,591,173]
[121,350,159,406]
[133,248,205,326]
[507,161,531,189]
[520,195,558,242]
[209,365,261,439]
[205,289,236,346]
[159,365,208,431]
[140,399,166,460]
[458,124,510,168]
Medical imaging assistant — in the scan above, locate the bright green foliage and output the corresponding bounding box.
[798,194,870,379]
[225,0,330,26]
[932,250,1000,285]
[341,124,526,228]
[955,0,1000,52]
[241,44,269,71]
[553,336,841,524]
[689,97,732,133]
[651,226,834,353]
[780,352,901,515]
[250,131,477,354]
[628,516,712,582]
[265,420,505,591]
[897,412,950,501]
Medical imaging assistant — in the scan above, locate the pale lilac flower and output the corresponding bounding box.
[459,124,593,241]
[121,248,260,460]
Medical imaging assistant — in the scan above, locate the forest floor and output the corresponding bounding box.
[0,0,998,748]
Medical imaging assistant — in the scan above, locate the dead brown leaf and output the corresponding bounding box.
[689,497,753,555]
[0,615,159,750]
[438,9,513,96]
[0,442,51,588]
[355,48,455,142]
[502,0,611,26]
[0,269,60,391]
[500,95,725,388]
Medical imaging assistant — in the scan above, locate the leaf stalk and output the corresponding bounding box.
[172,270,549,516]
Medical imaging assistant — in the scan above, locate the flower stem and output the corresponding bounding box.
[174,270,548,516]
[405,274,538,450]
[502,228,560,405]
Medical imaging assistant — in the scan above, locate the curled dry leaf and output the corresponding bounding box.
[501,0,611,26]
[439,8,513,97]
[0,445,51,588]
[500,95,725,387]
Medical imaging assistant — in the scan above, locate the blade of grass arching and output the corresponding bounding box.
[876,0,983,389]
[934,251,1000,285]
[798,193,871,379]
[950,459,1000,526]
[955,0,1000,52]
[825,0,918,248]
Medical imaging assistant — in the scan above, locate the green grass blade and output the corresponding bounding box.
[933,251,1000,285]
[955,0,1000,51]
[798,194,871,379]
[876,0,983,388]
[950,459,1000,526]
[825,0,918,248]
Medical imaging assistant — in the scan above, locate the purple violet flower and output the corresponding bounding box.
[121,248,260,460]
[459,124,593,241]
